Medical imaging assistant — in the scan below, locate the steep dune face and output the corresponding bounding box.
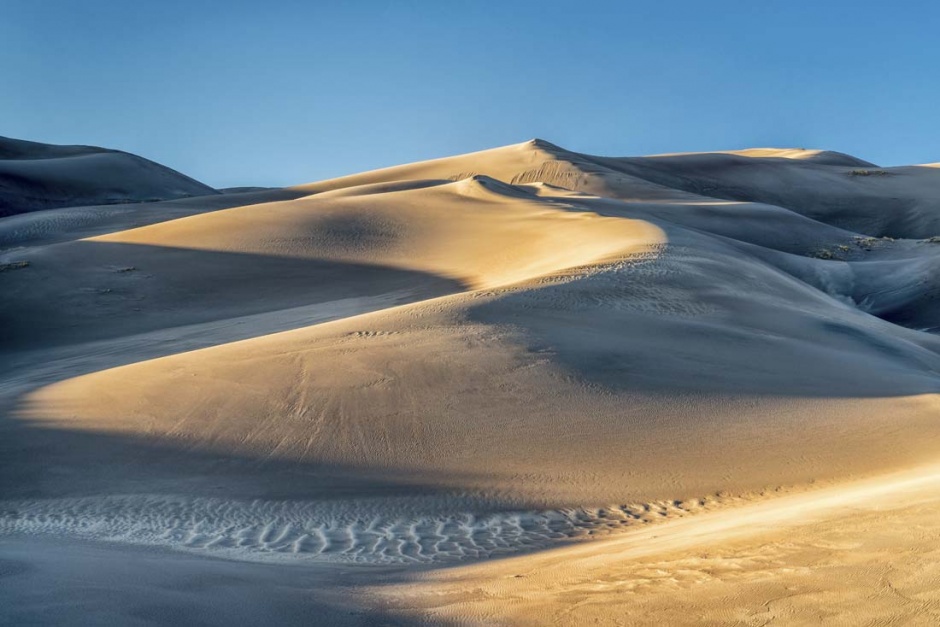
[294,139,699,203]
[0,136,218,217]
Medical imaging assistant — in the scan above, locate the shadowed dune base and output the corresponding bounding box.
[4,138,940,624]
[0,537,406,627]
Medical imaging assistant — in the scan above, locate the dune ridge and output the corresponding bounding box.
[0,135,218,218]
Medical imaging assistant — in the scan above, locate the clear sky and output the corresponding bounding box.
[4,1,939,188]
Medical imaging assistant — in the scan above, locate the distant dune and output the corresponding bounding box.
[3,138,940,625]
[0,135,218,217]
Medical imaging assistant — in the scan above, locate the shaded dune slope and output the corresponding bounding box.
[0,135,218,218]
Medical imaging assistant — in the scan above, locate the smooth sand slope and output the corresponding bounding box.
[0,135,218,217]
[3,138,940,625]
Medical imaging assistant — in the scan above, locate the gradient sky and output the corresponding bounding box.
[4,1,939,188]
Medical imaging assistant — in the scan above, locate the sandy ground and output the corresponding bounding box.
[376,464,940,626]
[5,466,940,626]
[3,137,940,624]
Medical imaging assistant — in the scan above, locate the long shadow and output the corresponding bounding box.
[0,389,585,627]
[0,239,465,361]
[1,365,485,626]
[0,534,424,627]
[0,416,582,626]
[0,416,498,502]
[4,224,940,510]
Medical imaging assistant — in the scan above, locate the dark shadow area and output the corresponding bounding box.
[580,152,940,239]
[0,536,426,627]
[466,228,940,399]
[0,414,499,502]
[554,193,940,335]
[0,374,582,622]
[0,239,465,354]
[0,373,493,625]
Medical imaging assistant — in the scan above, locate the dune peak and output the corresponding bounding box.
[722,147,877,167]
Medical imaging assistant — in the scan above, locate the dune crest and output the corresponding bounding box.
[0,136,218,218]
[710,147,876,167]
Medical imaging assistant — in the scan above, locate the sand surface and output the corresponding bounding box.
[0,136,218,218]
[3,137,940,624]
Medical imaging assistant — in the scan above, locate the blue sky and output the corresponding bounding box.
[4,1,939,187]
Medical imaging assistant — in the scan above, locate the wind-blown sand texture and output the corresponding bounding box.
[3,137,940,625]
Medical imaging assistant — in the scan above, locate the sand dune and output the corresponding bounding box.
[299,139,940,238]
[0,136,218,218]
[3,138,940,625]
[93,175,662,289]
[715,147,877,166]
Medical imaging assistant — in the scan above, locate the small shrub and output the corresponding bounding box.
[848,169,890,177]
[0,260,29,272]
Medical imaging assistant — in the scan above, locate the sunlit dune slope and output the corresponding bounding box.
[0,188,307,250]
[294,139,698,203]
[96,175,659,289]
[705,147,876,166]
[379,464,940,626]
[0,176,657,352]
